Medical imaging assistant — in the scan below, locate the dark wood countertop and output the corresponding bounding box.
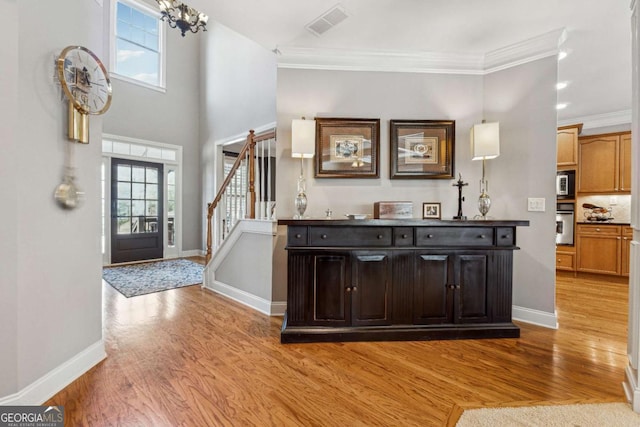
[278,218,530,227]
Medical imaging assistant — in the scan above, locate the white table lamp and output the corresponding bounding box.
[471,121,500,219]
[291,118,316,218]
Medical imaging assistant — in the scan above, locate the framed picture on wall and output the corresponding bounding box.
[315,117,380,178]
[390,120,455,179]
[422,202,441,219]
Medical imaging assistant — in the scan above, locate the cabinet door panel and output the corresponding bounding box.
[578,136,618,192]
[620,133,632,191]
[577,234,620,275]
[414,254,451,324]
[312,254,349,326]
[351,252,391,326]
[557,127,578,166]
[456,254,490,323]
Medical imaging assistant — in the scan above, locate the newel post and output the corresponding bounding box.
[248,130,256,219]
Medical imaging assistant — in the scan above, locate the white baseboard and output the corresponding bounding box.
[512,305,558,329]
[204,280,284,316]
[624,365,640,411]
[0,340,106,405]
[182,249,205,257]
[270,301,287,316]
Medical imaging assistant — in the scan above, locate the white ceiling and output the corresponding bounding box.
[191,0,632,125]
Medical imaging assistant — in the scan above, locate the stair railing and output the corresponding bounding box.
[206,129,276,264]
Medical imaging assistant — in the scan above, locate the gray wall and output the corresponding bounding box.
[200,22,277,214]
[201,21,277,149]
[0,0,104,397]
[103,0,202,252]
[275,62,557,317]
[276,69,485,219]
[483,57,558,314]
[215,232,273,300]
[0,0,18,398]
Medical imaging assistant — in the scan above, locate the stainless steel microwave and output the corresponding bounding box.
[556,170,575,199]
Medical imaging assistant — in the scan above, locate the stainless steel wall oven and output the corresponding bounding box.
[556,203,575,245]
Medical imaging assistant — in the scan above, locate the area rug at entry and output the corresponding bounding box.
[456,402,640,426]
[103,259,204,298]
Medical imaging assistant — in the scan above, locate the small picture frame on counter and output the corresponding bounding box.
[423,202,441,219]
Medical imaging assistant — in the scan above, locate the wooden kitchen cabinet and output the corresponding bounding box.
[622,226,633,276]
[578,132,631,193]
[620,133,632,192]
[576,224,622,275]
[557,124,581,167]
[280,219,529,343]
[556,249,576,272]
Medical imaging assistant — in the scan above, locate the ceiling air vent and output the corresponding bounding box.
[305,5,349,37]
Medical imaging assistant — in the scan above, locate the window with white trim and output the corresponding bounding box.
[112,0,165,89]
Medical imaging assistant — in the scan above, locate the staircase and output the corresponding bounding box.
[203,129,285,315]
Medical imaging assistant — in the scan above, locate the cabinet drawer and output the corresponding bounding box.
[576,224,621,236]
[287,226,308,246]
[623,226,634,238]
[309,227,392,247]
[496,227,515,246]
[415,227,493,247]
[393,227,414,246]
[556,251,575,271]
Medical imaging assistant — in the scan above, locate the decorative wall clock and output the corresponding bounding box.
[56,45,112,143]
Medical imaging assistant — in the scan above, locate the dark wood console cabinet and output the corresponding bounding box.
[278,219,529,343]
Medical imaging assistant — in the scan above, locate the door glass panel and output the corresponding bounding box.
[117,200,131,216]
[132,200,145,216]
[145,217,158,232]
[131,217,141,233]
[146,200,158,216]
[117,217,131,233]
[167,169,176,248]
[132,182,145,199]
[146,183,158,199]
[146,168,158,183]
[117,182,131,199]
[132,166,145,182]
[117,165,131,181]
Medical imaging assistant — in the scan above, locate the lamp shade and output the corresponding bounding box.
[291,119,316,158]
[471,122,500,160]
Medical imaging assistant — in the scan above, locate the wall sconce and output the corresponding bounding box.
[291,118,316,219]
[156,0,208,37]
[471,121,500,220]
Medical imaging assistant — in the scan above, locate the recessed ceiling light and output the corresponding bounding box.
[556,103,569,110]
[558,51,568,60]
[556,81,569,90]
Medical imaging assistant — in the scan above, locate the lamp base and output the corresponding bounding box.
[294,191,307,219]
[476,190,491,220]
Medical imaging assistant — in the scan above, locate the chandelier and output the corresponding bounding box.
[156,0,208,37]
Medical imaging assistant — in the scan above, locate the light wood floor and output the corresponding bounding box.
[46,268,629,426]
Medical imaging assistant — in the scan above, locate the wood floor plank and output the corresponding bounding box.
[46,265,630,426]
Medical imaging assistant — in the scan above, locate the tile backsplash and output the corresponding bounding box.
[576,194,631,223]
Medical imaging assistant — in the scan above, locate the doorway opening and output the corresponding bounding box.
[101,135,182,265]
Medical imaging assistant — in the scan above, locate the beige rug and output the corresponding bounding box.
[455,402,640,426]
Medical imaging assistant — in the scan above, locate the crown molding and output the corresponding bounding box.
[277,47,485,75]
[558,110,632,129]
[277,28,567,75]
[484,28,567,73]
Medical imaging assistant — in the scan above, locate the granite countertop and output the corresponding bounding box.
[576,221,630,225]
